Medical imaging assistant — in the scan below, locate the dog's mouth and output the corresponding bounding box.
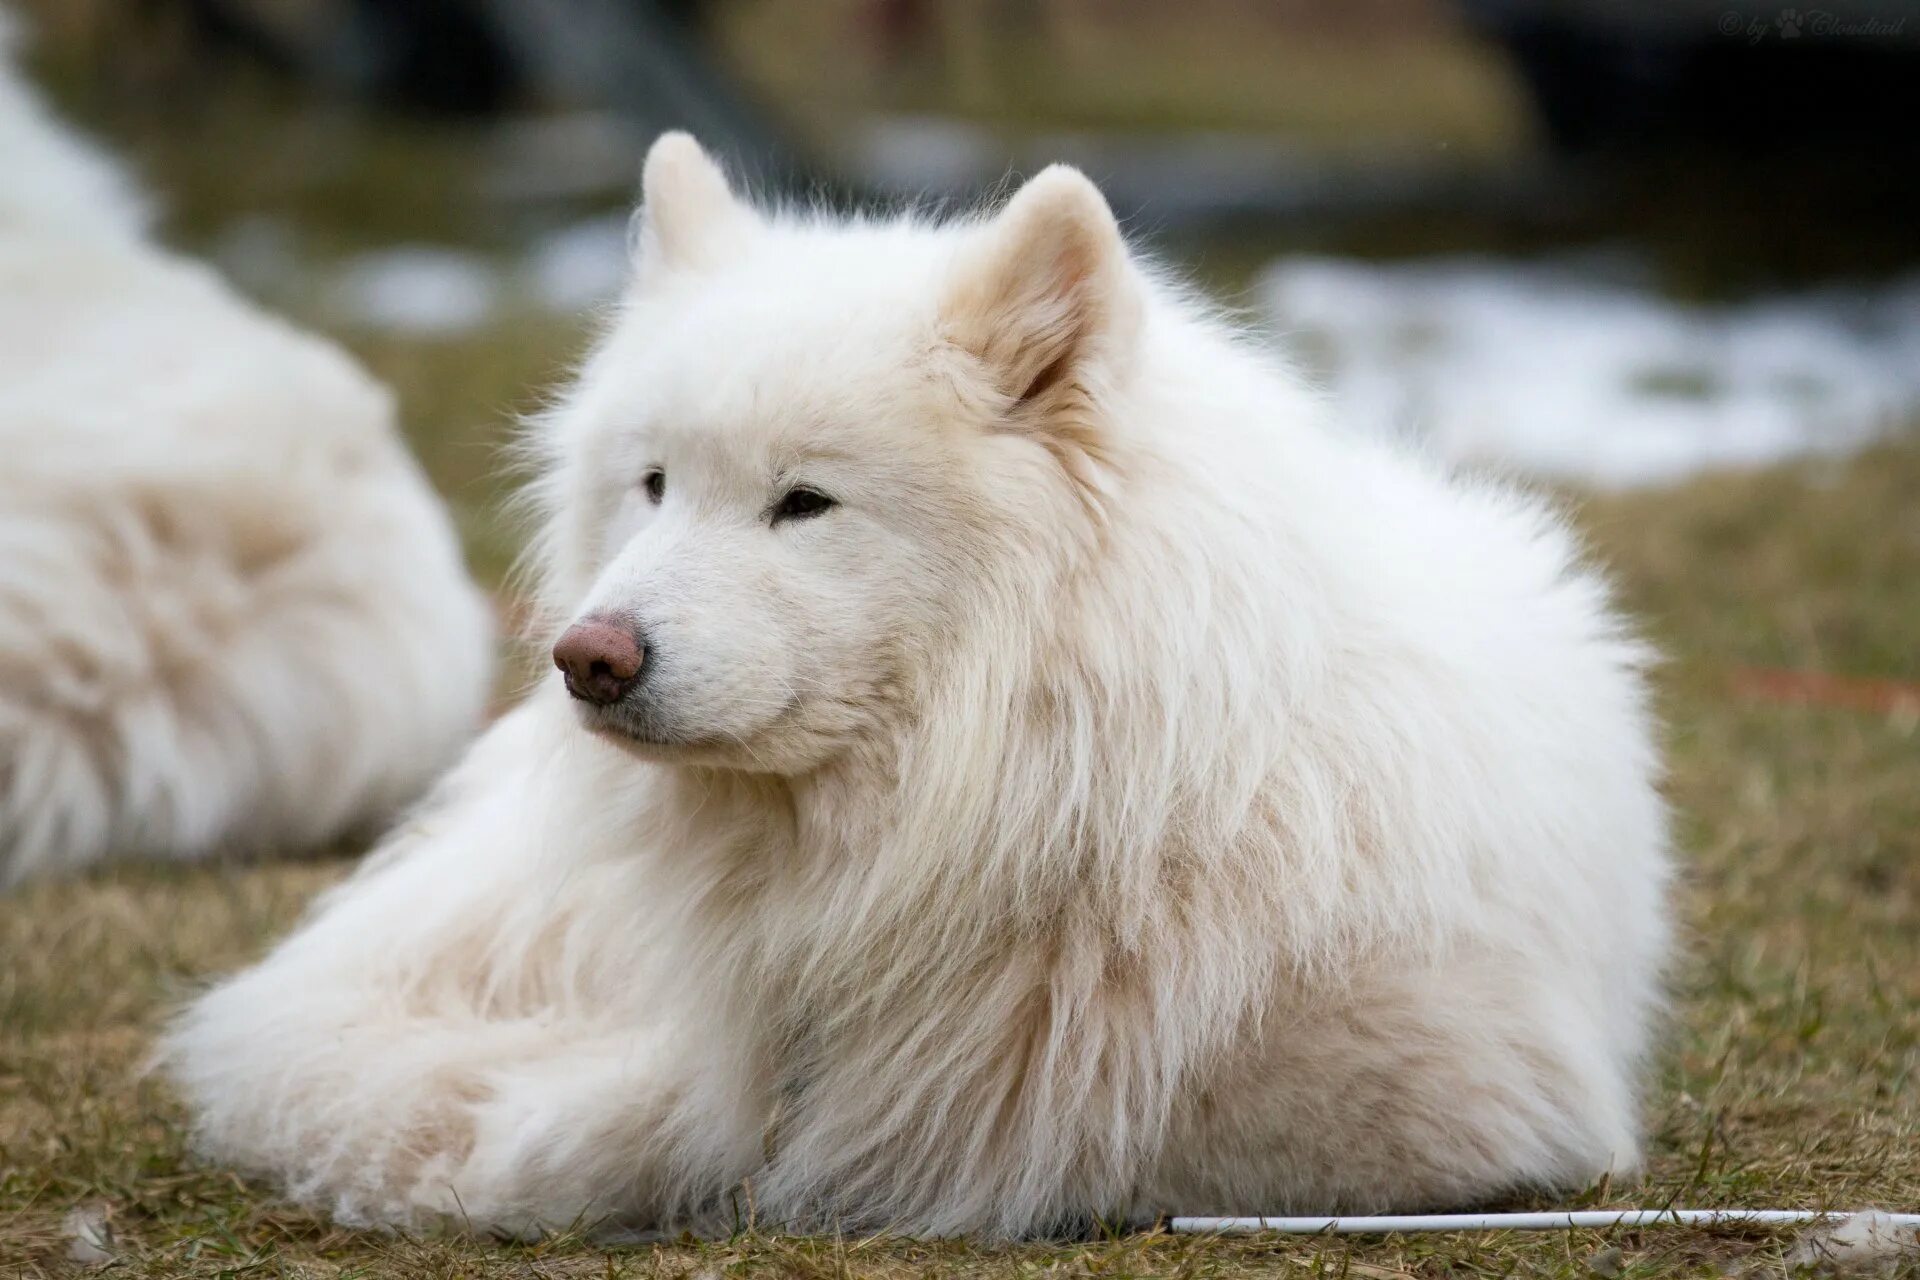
[568,697,755,765]
[568,689,805,769]
[572,700,688,752]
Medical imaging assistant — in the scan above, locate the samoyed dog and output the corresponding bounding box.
[0,33,492,886]
[166,134,1670,1237]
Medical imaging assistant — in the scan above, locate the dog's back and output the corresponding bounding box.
[0,26,493,886]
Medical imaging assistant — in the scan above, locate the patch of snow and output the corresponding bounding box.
[276,221,637,335]
[1787,1210,1920,1275]
[1260,256,1920,487]
[63,1203,115,1267]
[524,213,630,313]
[328,245,501,336]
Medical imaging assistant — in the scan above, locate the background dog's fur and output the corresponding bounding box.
[0,27,494,885]
[165,136,1670,1238]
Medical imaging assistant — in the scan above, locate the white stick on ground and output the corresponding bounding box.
[1169,1210,1920,1234]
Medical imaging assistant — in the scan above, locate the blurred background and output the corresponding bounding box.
[16,0,1920,581]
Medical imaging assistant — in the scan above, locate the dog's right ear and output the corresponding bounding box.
[631,132,755,282]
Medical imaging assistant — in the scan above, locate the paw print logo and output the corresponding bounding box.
[1777,7,1803,35]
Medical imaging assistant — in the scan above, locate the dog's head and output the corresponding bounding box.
[537,134,1143,773]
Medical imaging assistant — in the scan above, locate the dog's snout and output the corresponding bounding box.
[553,616,645,706]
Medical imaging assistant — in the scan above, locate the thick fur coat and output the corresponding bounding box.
[166,135,1670,1237]
[0,33,493,885]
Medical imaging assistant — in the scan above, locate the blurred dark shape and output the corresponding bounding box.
[185,0,779,156]
[183,0,522,111]
[1461,0,1920,155]
[470,0,797,186]
[183,0,795,183]
[345,0,522,113]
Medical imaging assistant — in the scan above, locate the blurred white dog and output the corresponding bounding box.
[0,34,493,886]
[167,135,1669,1237]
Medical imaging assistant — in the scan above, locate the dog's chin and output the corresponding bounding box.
[570,700,756,768]
[571,702,690,758]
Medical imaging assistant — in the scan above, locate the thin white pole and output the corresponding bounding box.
[1170,1210,1920,1234]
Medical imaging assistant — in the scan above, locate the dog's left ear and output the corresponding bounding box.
[943,165,1139,425]
[632,132,756,282]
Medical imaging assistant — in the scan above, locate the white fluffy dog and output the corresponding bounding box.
[0,39,493,885]
[166,135,1670,1238]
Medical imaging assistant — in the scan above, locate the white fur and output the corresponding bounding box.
[0,16,147,245]
[165,135,1670,1238]
[0,33,493,885]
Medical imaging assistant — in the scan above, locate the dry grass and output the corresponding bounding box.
[3,366,1916,1273]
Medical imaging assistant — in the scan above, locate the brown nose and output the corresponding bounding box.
[552,616,645,706]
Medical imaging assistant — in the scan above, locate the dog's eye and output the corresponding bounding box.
[772,487,836,524]
[641,469,665,504]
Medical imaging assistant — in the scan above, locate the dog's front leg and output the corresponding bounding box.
[164,698,768,1234]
